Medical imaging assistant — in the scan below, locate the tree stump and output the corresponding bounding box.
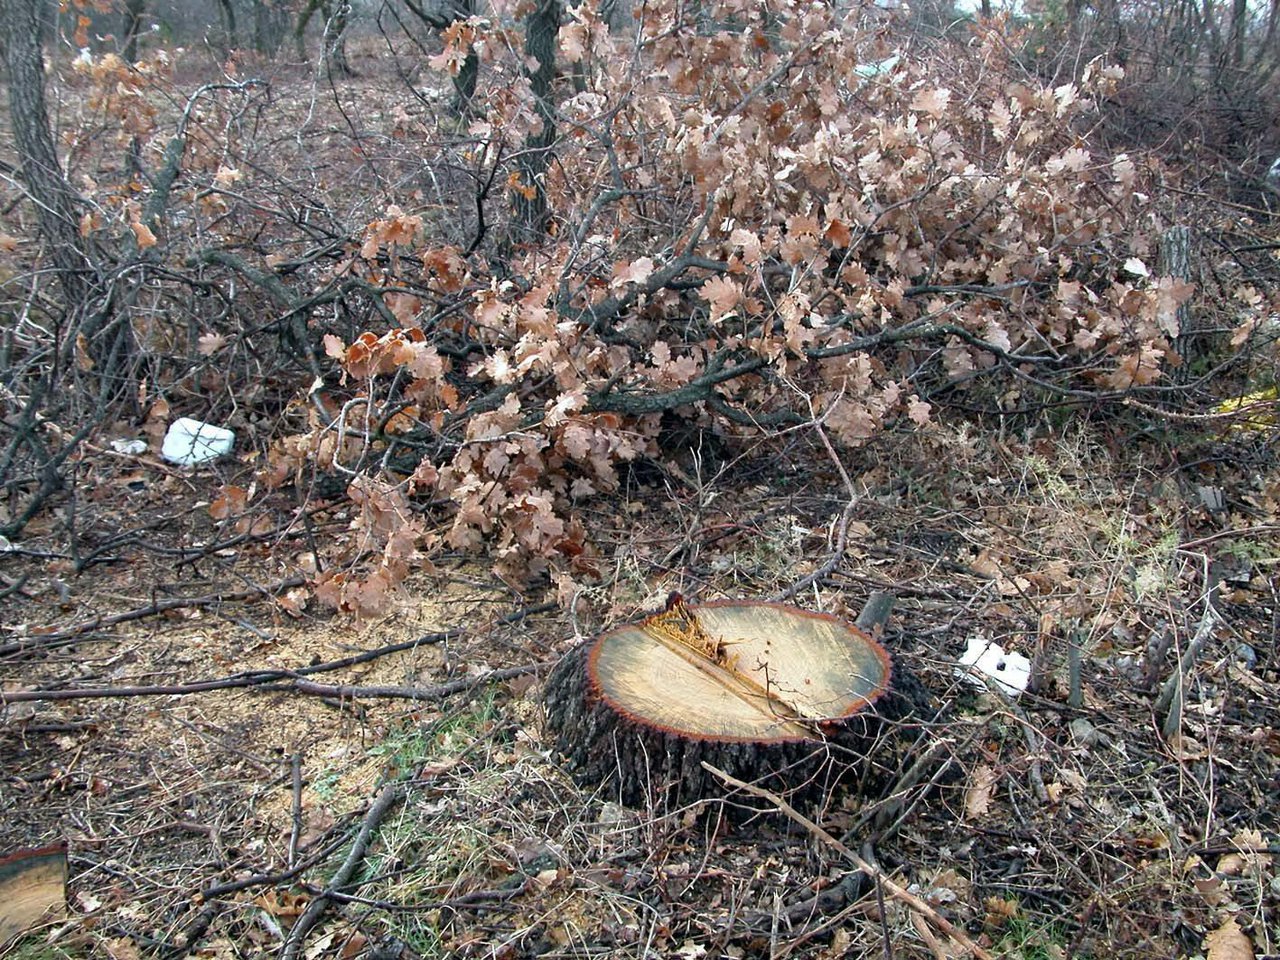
[544,595,914,809]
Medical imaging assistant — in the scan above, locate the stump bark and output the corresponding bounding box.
[544,596,921,808]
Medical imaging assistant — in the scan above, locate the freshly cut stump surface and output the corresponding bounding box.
[545,597,905,808]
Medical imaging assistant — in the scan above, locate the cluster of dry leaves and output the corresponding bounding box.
[256,0,1225,608]
[22,0,1273,613]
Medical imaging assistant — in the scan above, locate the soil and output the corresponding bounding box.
[0,31,1277,960]
[2,425,1278,960]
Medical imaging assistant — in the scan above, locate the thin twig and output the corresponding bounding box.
[1178,524,1280,550]
[702,763,994,960]
[1006,701,1051,805]
[850,737,955,839]
[6,575,308,649]
[288,754,303,871]
[874,852,893,960]
[279,780,404,960]
[201,833,356,899]
[771,500,857,602]
[1,661,550,704]
[0,573,30,600]
[772,418,861,602]
[4,600,556,697]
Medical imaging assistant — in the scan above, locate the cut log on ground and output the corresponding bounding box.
[544,595,928,809]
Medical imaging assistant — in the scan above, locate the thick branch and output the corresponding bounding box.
[566,253,729,330]
[279,780,404,960]
[587,354,766,415]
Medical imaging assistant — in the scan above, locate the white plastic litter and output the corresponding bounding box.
[958,637,1031,697]
[854,53,900,81]
[161,418,235,466]
[110,438,149,455]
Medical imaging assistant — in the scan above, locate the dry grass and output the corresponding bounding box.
[1,28,1277,960]
[2,418,1277,959]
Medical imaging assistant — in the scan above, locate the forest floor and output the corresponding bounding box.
[1,29,1279,960]
[2,417,1278,960]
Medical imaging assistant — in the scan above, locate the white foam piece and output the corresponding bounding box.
[161,417,235,466]
[958,636,1031,697]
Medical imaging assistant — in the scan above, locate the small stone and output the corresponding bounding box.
[1069,717,1104,747]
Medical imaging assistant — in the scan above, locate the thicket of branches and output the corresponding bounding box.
[1,0,1277,609]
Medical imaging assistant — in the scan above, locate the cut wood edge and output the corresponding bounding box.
[543,597,926,808]
[0,843,67,947]
[584,600,893,744]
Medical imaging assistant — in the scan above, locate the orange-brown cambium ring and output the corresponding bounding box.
[544,597,907,809]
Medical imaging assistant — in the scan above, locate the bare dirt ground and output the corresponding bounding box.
[1,28,1277,960]
[3,422,1278,960]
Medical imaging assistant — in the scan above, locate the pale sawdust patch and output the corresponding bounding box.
[130,568,508,829]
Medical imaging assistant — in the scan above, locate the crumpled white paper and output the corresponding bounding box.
[161,417,235,466]
[958,637,1031,697]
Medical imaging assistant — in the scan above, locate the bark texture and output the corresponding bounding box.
[514,0,560,237]
[1160,225,1196,387]
[544,622,929,812]
[1,0,92,310]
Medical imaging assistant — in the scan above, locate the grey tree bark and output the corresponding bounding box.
[0,0,93,311]
[514,0,560,238]
[1160,225,1196,387]
[323,2,357,77]
[254,0,291,56]
[1230,0,1248,66]
[399,0,480,114]
[122,0,147,63]
[217,0,239,49]
[297,0,356,75]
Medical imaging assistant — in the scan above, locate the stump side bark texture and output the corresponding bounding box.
[544,600,918,808]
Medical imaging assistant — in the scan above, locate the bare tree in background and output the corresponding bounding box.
[216,0,239,48]
[514,0,560,237]
[398,0,480,114]
[0,0,93,310]
[122,0,147,62]
[296,0,356,74]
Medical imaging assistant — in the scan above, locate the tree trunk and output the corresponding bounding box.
[543,597,923,810]
[323,2,357,77]
[0,0,92,312]
[514,0,560,238]
[1099,0,1125,61]
[400,0,480,114]
[217,0,239,50]
[122,0,146,63]
[1161,225,1197,388]
[452,0,479,115]
[254,0,290,56]
[296,0,317,59]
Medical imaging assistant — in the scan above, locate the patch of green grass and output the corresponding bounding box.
[309,767,342,802]
[993,914,1072,959]
[2,938,75,960]
[1025,452,1077,502]
[369,689,500,772]
[333,691,507,956]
